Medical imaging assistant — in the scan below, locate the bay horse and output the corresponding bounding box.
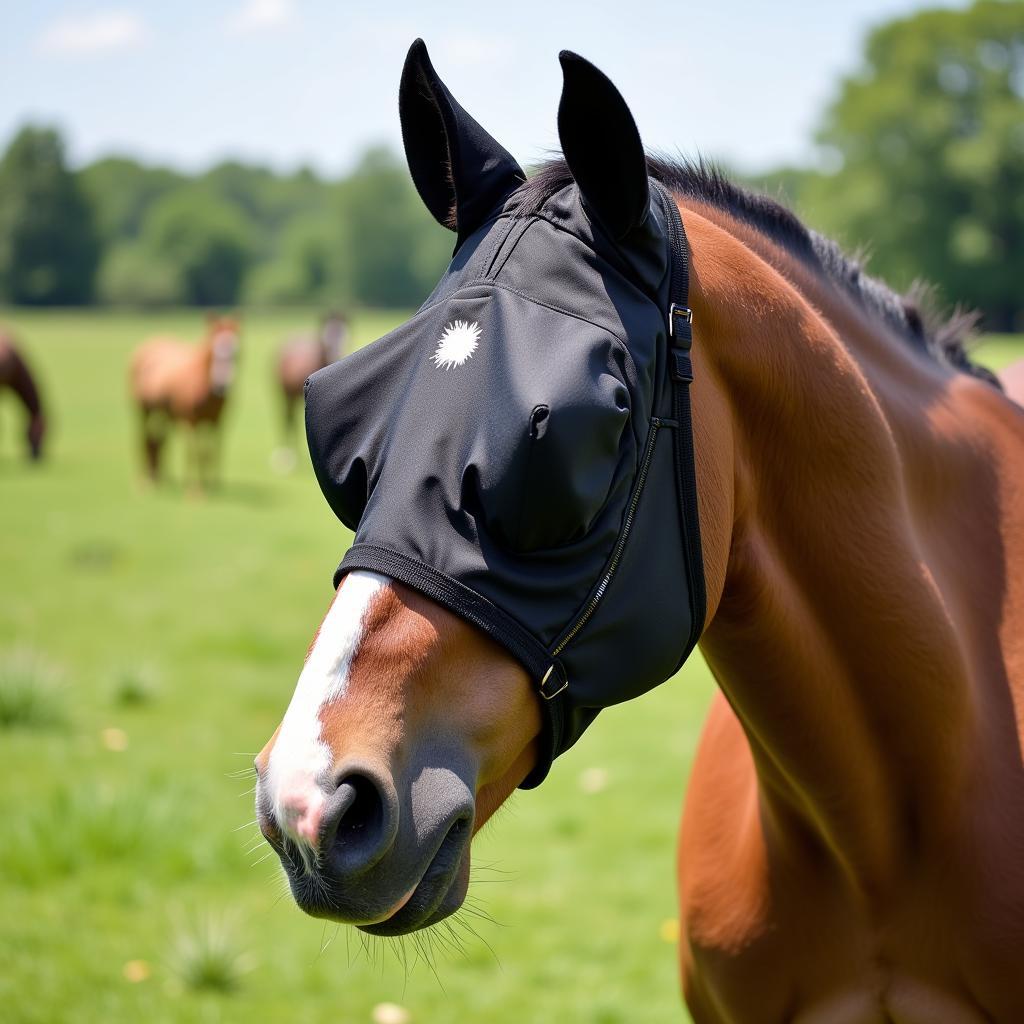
[273,312,348,468]
[255,43,1024,1022]
[0,331,46,461]
[129,315,240,491]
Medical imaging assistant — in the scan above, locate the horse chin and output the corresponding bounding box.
[357,836,471,937]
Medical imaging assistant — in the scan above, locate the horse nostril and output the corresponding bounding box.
[336,774,382,837]
[320,770,397,874]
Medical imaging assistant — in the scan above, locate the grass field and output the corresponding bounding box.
[1,309,1021,1024]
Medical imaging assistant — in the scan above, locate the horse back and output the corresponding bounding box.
[130,336,206,414]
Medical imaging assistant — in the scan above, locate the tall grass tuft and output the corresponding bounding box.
[2,784,184,885]
[111,663,160,708]
[0,649,67,730]
[168,913,256,993]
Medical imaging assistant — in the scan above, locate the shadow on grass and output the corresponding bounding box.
[141,476,279,508]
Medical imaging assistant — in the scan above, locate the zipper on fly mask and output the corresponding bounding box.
[549,416,668,657]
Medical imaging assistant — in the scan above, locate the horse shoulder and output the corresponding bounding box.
[131,337,196,405]
[678,692,769,948]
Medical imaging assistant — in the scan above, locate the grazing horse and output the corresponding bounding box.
[0,332,46,461]
[130,316,240,491]
[256,43,1024,1022]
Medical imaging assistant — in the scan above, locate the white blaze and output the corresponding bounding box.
[210,332,238,392]
[267,570,389,851]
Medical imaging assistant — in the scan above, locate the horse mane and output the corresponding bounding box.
[514,157,1000,389]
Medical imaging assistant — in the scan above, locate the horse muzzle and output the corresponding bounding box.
[256,759,475,934]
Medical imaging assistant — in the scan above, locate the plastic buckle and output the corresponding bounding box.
[669,303,693,340]
[539,662,568,700]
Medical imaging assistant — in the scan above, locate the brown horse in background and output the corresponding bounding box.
[0,331,46,461]
[272,312,348,470]
[129,315,240,492]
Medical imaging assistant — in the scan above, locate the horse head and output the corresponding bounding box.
[207,315,241,395]
[256,41,703,935]
[319,311,347,364]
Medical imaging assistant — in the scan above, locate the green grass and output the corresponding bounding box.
[0,648,67,730]
[167,913,257,993]
[0,308,1020,1024]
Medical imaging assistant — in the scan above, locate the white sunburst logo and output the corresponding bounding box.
[433,320,481,370]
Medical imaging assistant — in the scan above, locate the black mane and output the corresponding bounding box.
[514,157,999,388]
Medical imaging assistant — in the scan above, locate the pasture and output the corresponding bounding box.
[1,308,1020,1024]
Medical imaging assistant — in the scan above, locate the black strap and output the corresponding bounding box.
[654,183,706,653]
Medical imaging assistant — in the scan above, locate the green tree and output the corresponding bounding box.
[810,0,1024,329]
[97,240,184,307]
[0,126,100,305]
[140,189,255,306]
[244,216,335,306]
[331,147,451,308]
[79,157,184,244]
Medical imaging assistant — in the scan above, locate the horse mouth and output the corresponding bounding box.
[357,820,471,936]
[278,816,472,936]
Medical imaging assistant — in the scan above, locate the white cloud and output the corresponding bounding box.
[36,10,148,57]
[227,0,295,35]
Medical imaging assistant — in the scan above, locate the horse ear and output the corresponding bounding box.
[557,51,649,241]
[399,39,525,243]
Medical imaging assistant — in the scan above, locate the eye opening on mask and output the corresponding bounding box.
[529,405,550,440]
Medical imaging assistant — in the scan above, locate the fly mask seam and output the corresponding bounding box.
[268,570,389,855]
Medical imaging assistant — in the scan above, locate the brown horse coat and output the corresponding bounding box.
[0,331,45,460]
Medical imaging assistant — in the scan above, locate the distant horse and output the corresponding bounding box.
[277,312,348,441]
[256,44,1024,1022]
[272,312,347,470]
[0,332,46,461]
[130,315,240,491]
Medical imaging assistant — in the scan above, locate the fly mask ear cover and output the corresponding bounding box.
[304,47,704,788]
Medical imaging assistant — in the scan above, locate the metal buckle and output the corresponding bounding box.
[669,303,693,338]
[539,663,568,700]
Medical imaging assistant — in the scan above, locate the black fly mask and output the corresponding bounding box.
[306,41,705,786]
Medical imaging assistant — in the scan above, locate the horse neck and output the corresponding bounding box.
[199,328,235,395]
[0,345,42,417]
[319,323,343,363]
[198,331,217,381]
[685,204,1016,894]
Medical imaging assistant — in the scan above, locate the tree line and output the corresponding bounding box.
[0,136,452,310]
[0,0,1020,327]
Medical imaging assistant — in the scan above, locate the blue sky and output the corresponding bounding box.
[2,0,966,176]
